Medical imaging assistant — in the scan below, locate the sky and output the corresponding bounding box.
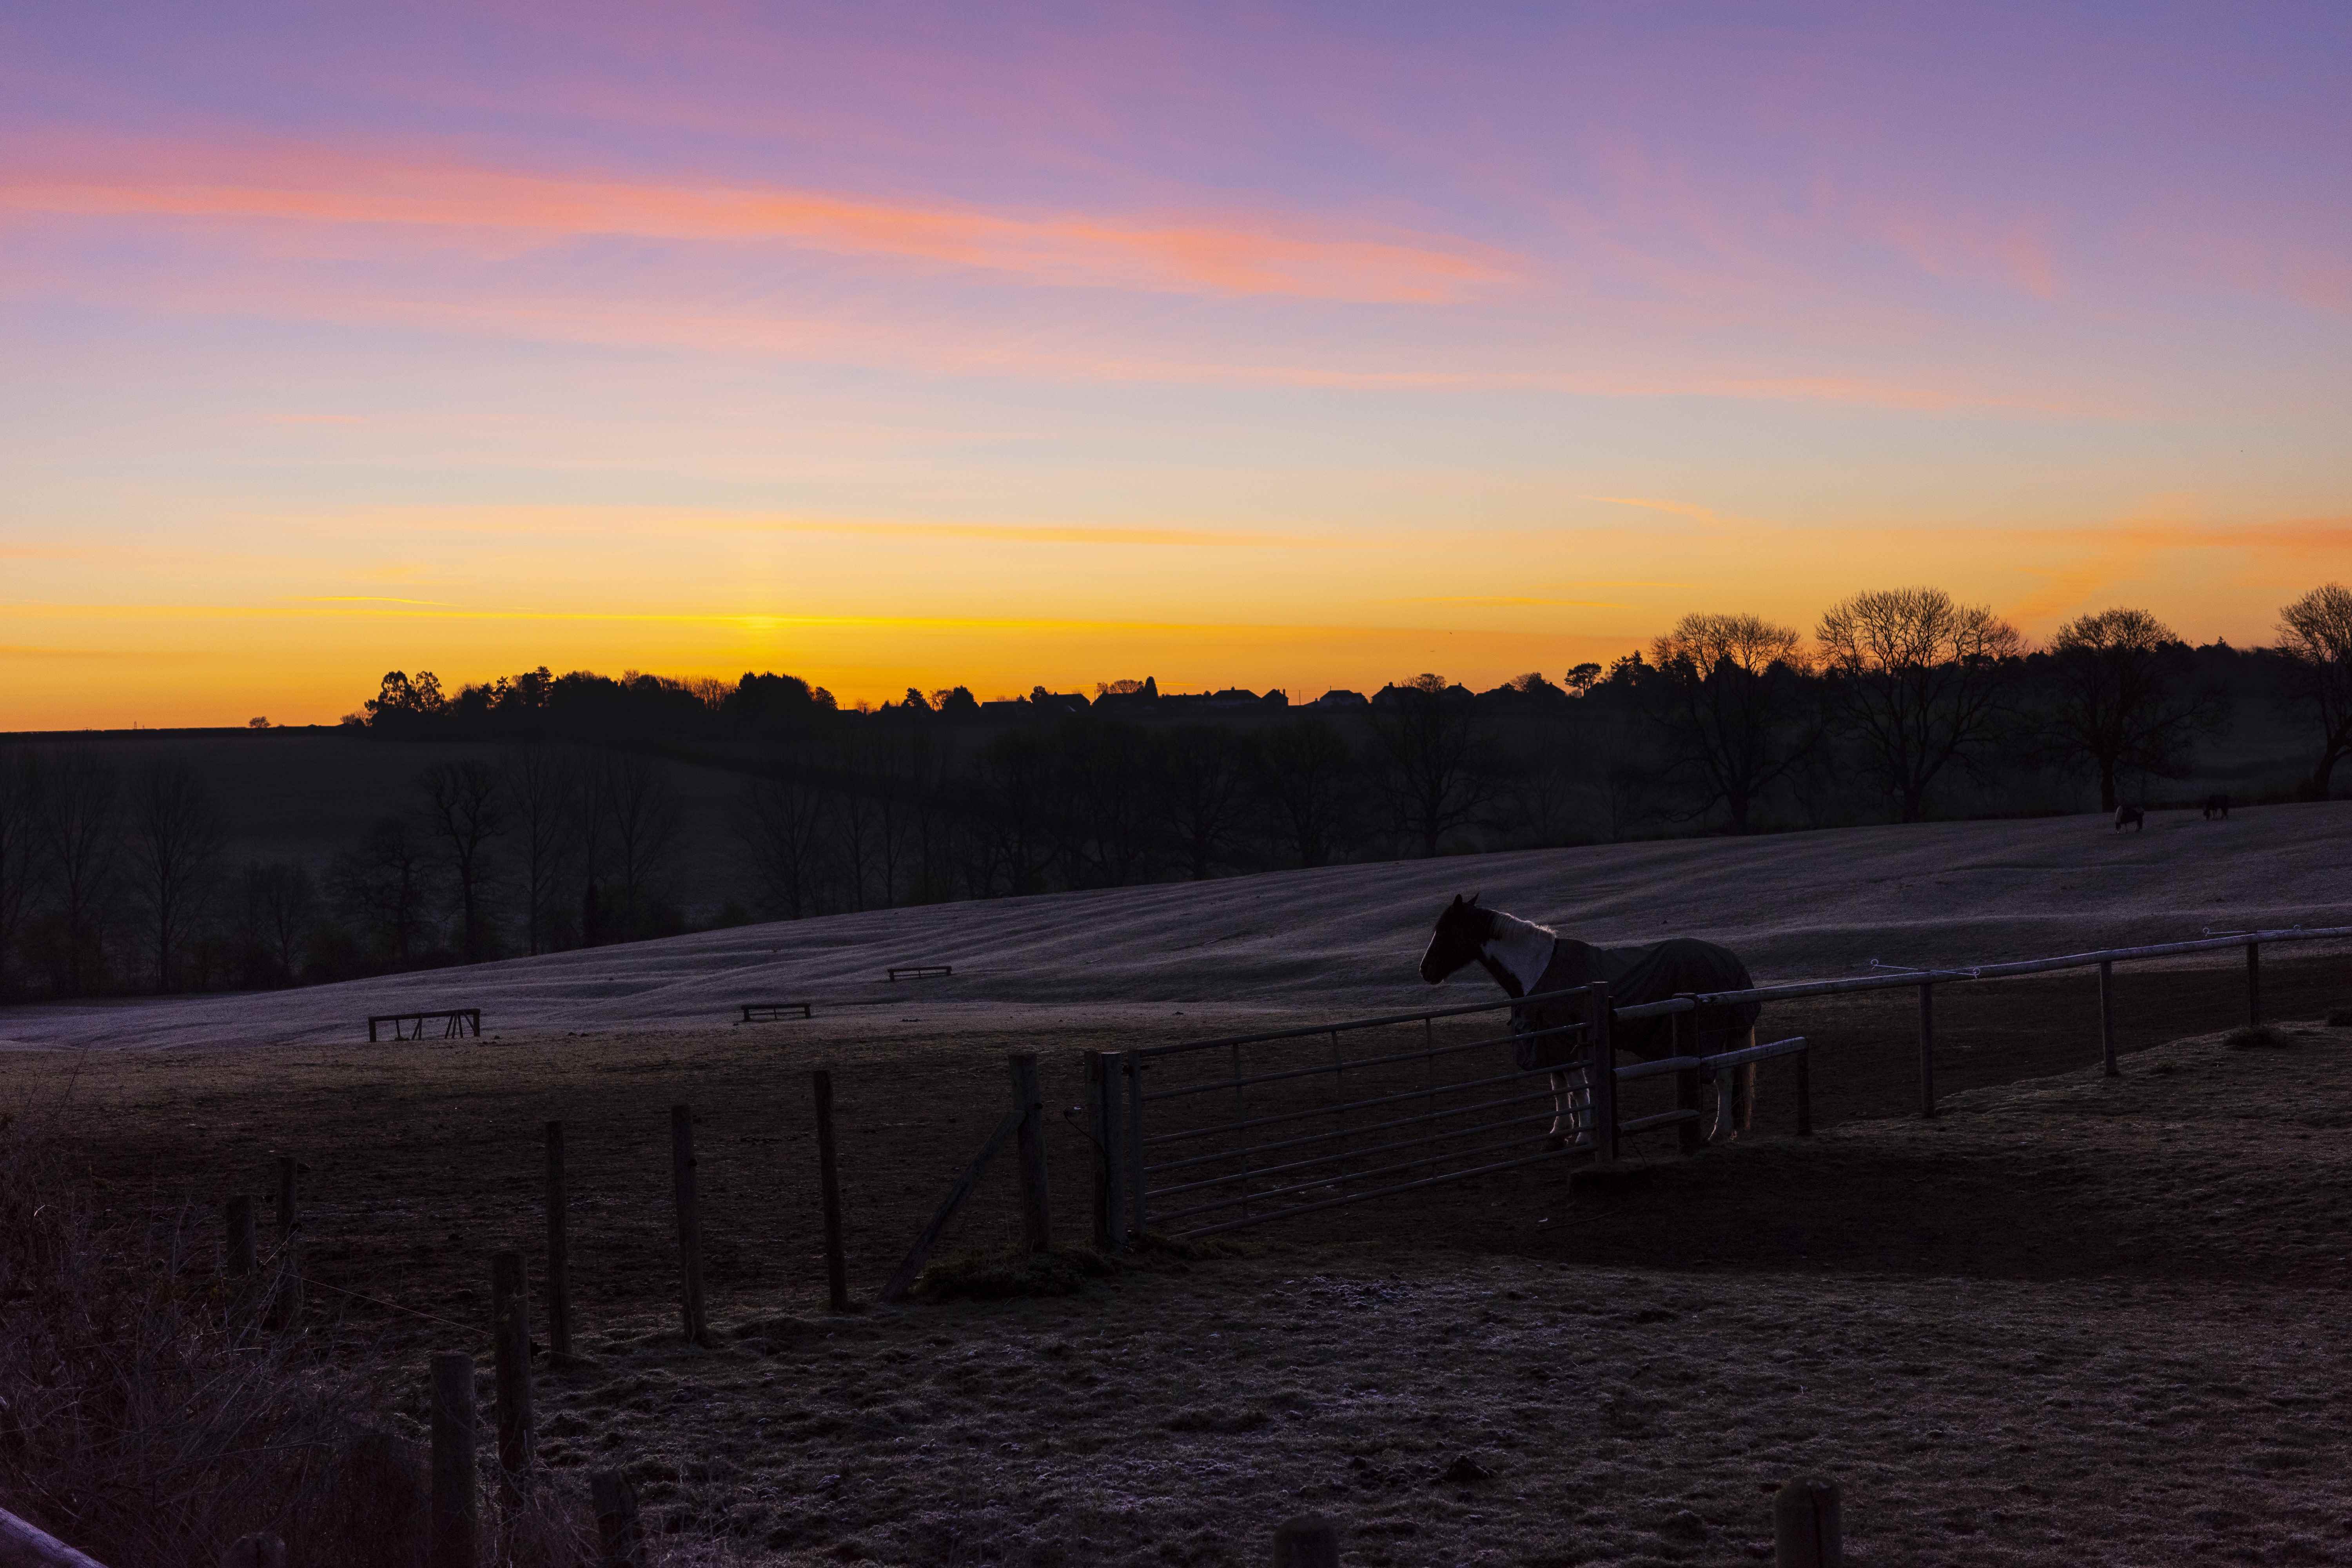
[4,2,2350,728]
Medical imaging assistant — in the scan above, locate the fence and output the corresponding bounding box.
[1093,922,2352,1242]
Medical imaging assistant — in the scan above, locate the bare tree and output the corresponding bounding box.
[2276,583,2352,799]
[1369,675,1497,856]
[124,755,225,990]
[2042,607,2227,811]
[503,746,581,954]
[0,747,38,997]
[416,759,510,962]
[1159,725,1254,879]
[240,860,318,985]
[731,769,832,919]
[39,749,122,994]
[1816,588,2024,822]
[599,753,682,935]
[1254,718,1357,867]
[328,815,433,963]
[1647,612,1819,832]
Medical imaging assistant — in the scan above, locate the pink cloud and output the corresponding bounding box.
[2,140,1515,304]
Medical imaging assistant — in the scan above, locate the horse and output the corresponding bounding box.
[1418,894,1763,1147]
[2114,804,2145,831]
[2203,793,2231,821]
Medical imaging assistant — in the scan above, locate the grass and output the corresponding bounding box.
[0,1112,635,1568]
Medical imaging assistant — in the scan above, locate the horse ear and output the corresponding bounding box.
[1448,893,1466,908]
[1468,892,1481,906]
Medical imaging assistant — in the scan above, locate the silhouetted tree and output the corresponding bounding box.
[0,747,36,997]
[1254,718,1357,868]
[1160,725,1254,880]
[239,860,318,985]
[329,815,433,963]
[2276,584,2352,799]
[416,759,510,962]
[1054,719,1158,887]
[2041,607,2227,811]
[38,750,121,994]
[1647,612,1818,832]
[597,753,681,935]
[731,770,832,919]
[1369,675,1496,856]
[1817,588,2024,822]
[503,746,582,955]
[124,755,224,991]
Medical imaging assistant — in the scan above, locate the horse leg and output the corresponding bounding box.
[1567,1065,1590,1146]
[1734,1060,1757,1133]
[1546,1069,1567,1149]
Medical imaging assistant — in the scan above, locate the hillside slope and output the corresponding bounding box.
[6,802,2348,1051]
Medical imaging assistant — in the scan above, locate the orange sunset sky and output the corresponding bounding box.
[5,4,2349,728]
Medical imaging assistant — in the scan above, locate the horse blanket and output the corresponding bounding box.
[1511,937,1760,1071]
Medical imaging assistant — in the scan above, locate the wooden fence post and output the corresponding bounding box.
[1588,982,1617,1165]
[670,1104,708,1345]
[1916,984,1937,1118]
[225,1531,288,1568]
[543,1121,572,1361]
[1122,1051,1148,1240]
[588,1470,646,1568]
[1086,1051,1123,1250]
[2098,960,2118,1077]
[1007,1052,1051,1254]
[811,1069,849,1313]
[1272,1514,1340,1568]
[2247,941,2262,1026]
[428,1351,478,1568]
[1671,1002,1704,1155]
[275,1155,298,1241]
[490,1250,533,1490]
[225,1194,256,1279]
[1773,1477,1843,1567]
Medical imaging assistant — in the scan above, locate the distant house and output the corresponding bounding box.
[1309,689,1368,710]
[1203,687,1261,709]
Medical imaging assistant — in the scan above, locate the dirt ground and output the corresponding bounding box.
[9,949,2352,1564]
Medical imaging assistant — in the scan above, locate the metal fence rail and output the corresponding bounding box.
[1085,922,2352,1243]
[1117,987,1606,1240]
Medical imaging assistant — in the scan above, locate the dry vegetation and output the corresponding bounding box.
[5,944,2352,1564]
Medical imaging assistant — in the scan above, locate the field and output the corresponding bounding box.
[6,809,2352,1564]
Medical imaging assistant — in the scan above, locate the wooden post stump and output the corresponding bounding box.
[1086,1051,1123,1249]
[428,1351,478,1568]
[275,1155,298,1241]
[1794,1046,1813,1137]
[1272,1514,1340,1568]
[225,1194,256,1279]
[1007,1052,1051,1253]
[1916,984,1937,1118]
[2098,959,2119,1077]
[2247,941,2263,1026]
[225,1532,289,1568]
[588,1470,646,1568]
[811,1069,849,1313]
[1773,1477,1842,1567]
[543,1121,572,1361]
[670,1104,708,1345]
[490,1250,533,1490]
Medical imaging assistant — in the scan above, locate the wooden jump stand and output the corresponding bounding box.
[367,1008,481,1042]
[739,1002,813,1022]
[887,964,953,981]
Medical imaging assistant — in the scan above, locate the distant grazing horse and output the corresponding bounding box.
[2115,804,2145,831]
[1418,895,1763,1147]
[2203,793,2232,821]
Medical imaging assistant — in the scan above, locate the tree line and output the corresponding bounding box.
[2,583,2347,1000]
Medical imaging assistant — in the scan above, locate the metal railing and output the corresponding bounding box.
[1082,922,2352,1243]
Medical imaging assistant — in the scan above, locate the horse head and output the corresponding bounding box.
[1419,893,1492,984]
